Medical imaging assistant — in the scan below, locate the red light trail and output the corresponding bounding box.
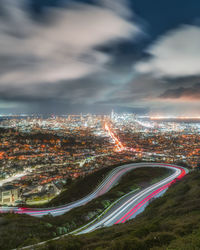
[115,165,186,224]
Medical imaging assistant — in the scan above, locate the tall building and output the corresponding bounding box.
[0,185,20,205]
[111,109,114,120]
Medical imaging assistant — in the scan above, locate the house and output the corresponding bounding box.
[0,185,20,205]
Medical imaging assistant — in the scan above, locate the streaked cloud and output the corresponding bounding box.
[135,25,200,78]
[0,0,141,87]
[160,83,200,100]
[0,0,199,115]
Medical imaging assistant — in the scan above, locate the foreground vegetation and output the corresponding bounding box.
[42,170,200,250]
[0,165,170,249]
[30,161,138,208]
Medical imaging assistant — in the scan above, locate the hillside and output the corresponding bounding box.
[41,170,200,250]
[0,165,170,249]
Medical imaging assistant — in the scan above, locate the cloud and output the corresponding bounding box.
[0,0,141,88]
[135,25,200,78]
[160,83,200,100]
[96,75,166,106]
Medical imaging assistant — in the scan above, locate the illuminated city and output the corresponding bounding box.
[0,112,199,206]
[0,0,200,249]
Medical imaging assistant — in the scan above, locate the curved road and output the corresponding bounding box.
[1,163,188,220]
[9,162,188,250]
[76,163,188,234]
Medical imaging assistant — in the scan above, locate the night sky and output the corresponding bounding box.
[0,0,200,115]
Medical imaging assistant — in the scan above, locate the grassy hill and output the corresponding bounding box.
[0,165,170,249]
[41,171,200,250]
[30,161,139,208]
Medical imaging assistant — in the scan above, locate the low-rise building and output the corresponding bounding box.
[0,185,20,205]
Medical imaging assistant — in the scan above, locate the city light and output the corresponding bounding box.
[0,113,199,207]
[150,116,200,120]
[104,122,125,151]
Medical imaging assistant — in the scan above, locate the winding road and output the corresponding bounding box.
[7,162,188,250]
[76,163,187,234]
[1,163,188,220]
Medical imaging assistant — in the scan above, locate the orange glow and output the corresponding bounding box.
[0,151,5,159]
[104,122,125,151]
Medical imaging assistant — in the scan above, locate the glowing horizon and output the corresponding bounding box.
[150,116,200,120]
